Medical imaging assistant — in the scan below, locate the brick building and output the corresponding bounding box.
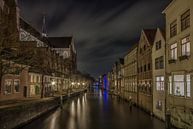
[137,29,156,113]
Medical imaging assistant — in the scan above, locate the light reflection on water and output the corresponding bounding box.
[21,90,166,129]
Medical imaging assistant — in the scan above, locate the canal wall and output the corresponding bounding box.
[0,90,86,129]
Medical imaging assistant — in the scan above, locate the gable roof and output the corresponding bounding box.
[143,29,157,45]
[48,37,72,48]
[162,0,176,14]
[159,28,166,40]
[20,18,50,44]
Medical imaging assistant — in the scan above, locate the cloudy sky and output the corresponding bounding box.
[18,0,170,78]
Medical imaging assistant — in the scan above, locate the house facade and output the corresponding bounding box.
[137,29,156,113]
[152,28,166,120]
[163,0,193,128]
[123,45,138,104]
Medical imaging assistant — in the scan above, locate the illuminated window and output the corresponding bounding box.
[170,20,177,38]
[156,100,162,111]
[174,75,184,96]
[168,76,172,94]
[4,79,12,94]
[186,74,191,97]
[181,10,190,31]
[14,80,20,93]
[156,76,164,91]
[170,43,177,60]
[181,36,190,56]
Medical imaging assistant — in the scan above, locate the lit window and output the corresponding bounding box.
[4,79,12,94]
[14,80,20,93]
[156,76,164,91]
[170,43,177,60]
[174,75,184,96]
[168,76,172,94]
[156,100,162,111]
[181,36,190,56]
[186,74,191,97]
[181,10,190,31]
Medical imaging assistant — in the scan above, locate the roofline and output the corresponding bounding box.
[19,16,42,35]
[48,36,73,38]
[162,0,176,14]
[141,29,156,46]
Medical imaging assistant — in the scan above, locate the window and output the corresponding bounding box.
[14,80,20,93]
[186,74,191,97]
[168,76,172,94]
[148,63,151,70]
[144,65,146,72]
[181,10,190,31]
[4,79,12,94]
[174,75,184,96]
[170,43,177,60]
[156,40,161,50]
[156,76,164,91]
[170,20,177,38]
[155,56,164,69]
[156,101,162,111]
[181,36,190,56]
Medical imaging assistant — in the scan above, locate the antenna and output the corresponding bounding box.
[42,13,48,37]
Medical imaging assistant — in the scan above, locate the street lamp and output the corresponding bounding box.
[51,81,56,86]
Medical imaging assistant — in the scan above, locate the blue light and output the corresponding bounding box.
[103,75,107,90]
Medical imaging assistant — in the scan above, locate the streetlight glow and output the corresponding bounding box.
[51,81,56,85]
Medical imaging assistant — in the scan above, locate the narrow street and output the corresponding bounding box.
[20,89,166,129]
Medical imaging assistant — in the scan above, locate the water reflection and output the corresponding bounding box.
[21,90,166,129]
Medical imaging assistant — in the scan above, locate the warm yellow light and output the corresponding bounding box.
[51,81,56,85]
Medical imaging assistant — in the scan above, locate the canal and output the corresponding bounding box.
[20,90,166,129]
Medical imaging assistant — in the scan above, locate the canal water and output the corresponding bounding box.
[20,90,166,129]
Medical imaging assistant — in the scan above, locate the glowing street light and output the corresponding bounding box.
[77,83,80,86]
[51,81,56,86]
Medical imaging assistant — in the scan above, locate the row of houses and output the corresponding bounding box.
[103,0,193,128]
[0,0,93,100]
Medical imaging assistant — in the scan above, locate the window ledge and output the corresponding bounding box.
[168,59,177,64]
[179,55,190,61]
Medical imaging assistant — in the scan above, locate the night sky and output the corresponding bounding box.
[18,0,170,78]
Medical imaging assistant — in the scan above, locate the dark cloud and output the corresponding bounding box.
[18,0,170,78]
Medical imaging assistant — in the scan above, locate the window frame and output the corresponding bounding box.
[156,40,162,50]
[181,36,190,56]
[155,76,165,91]
[181,9,190,31]
[170,43,178,60]
[170,20,177,38]
[14,79,20,93]
[4,79,12,95]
